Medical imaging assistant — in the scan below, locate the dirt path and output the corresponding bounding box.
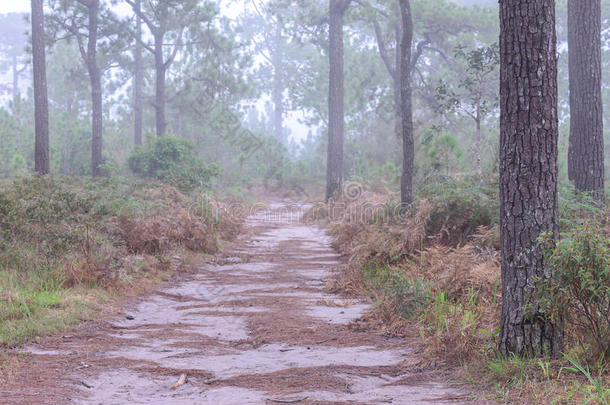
[5,202,484,404]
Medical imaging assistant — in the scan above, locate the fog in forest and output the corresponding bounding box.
[0,1,608,403]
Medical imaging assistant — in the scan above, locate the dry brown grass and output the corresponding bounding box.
[317,188,503,363]
[118,212,218,255]
[416,244,500,303]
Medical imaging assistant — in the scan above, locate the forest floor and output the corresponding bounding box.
[0,201,493,405]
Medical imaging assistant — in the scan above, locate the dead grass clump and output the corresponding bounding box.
[217,204,245,240]
[351,297,411,337]
[326,263,365,297]
[469,224,501,250]
[302,184,399,226]
[328,200,432,266]
[118,212,218,255]
[117,185,231,255]
[329,223,364,252]
[144,185,188,206]
[401,199,433,252]
[418,245,500,303]
[60,256,110,287]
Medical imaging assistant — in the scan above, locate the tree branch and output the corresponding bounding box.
[124,0,157,33]
[372,19,395,77]
[411,33,431,70]
[164,26,184,70]
[352,0,389,18]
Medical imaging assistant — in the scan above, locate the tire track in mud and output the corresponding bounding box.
[9,201,486,405]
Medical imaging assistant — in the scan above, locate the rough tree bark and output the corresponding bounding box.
[133,0,143,146]
[567,0,605,201]
[31,0,49,174]
[498,0,563,357]
[326,0,351,201]
[399,0,414,208]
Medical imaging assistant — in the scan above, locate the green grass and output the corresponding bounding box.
[0,265,109,346]
[468,352,610,404]
[361,261,434,319]
[561,353,609,405]
[0,272,103,346]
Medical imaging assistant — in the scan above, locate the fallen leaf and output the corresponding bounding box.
[171,373,187,389]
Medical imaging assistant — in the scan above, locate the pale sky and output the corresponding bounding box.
[0,1,30,14]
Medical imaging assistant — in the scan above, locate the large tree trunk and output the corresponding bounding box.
[133,0,143,146]
[326,0,350,201]
[154,32,167,137]
[31,0,49,175]
[399,0,414,208]
[499,0,563,357]
[86,1,103,177]
[567,0,605,201]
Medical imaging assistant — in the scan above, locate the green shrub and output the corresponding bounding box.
[128,136,218,190]
[418,179,499,245]
[534,224,610,361]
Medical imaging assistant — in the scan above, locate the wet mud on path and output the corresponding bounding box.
[3,202,486,404]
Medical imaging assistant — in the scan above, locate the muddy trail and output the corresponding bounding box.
[4,202,485,404]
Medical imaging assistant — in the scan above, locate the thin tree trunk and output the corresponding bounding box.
[31,0,49,174]
[12,55,18,99]
[394,26,402,140]
[133,0,143,146]
[567,0,605,201]
[154,32,167,137]
[272,26,284,143]
[399,0,414,209]
[475,103,482,180]
[499,0,563,357]
[86,1,103,177]
[60,101,74,174]
[272,82,284,142]
[326,0,350,201]
[372,19,401,139]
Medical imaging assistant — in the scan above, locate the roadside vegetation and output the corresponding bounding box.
[307,178,609,404]
[0,145,247,347]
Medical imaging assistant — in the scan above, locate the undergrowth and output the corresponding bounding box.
[0,175,243,347]
[318,178,608,404]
